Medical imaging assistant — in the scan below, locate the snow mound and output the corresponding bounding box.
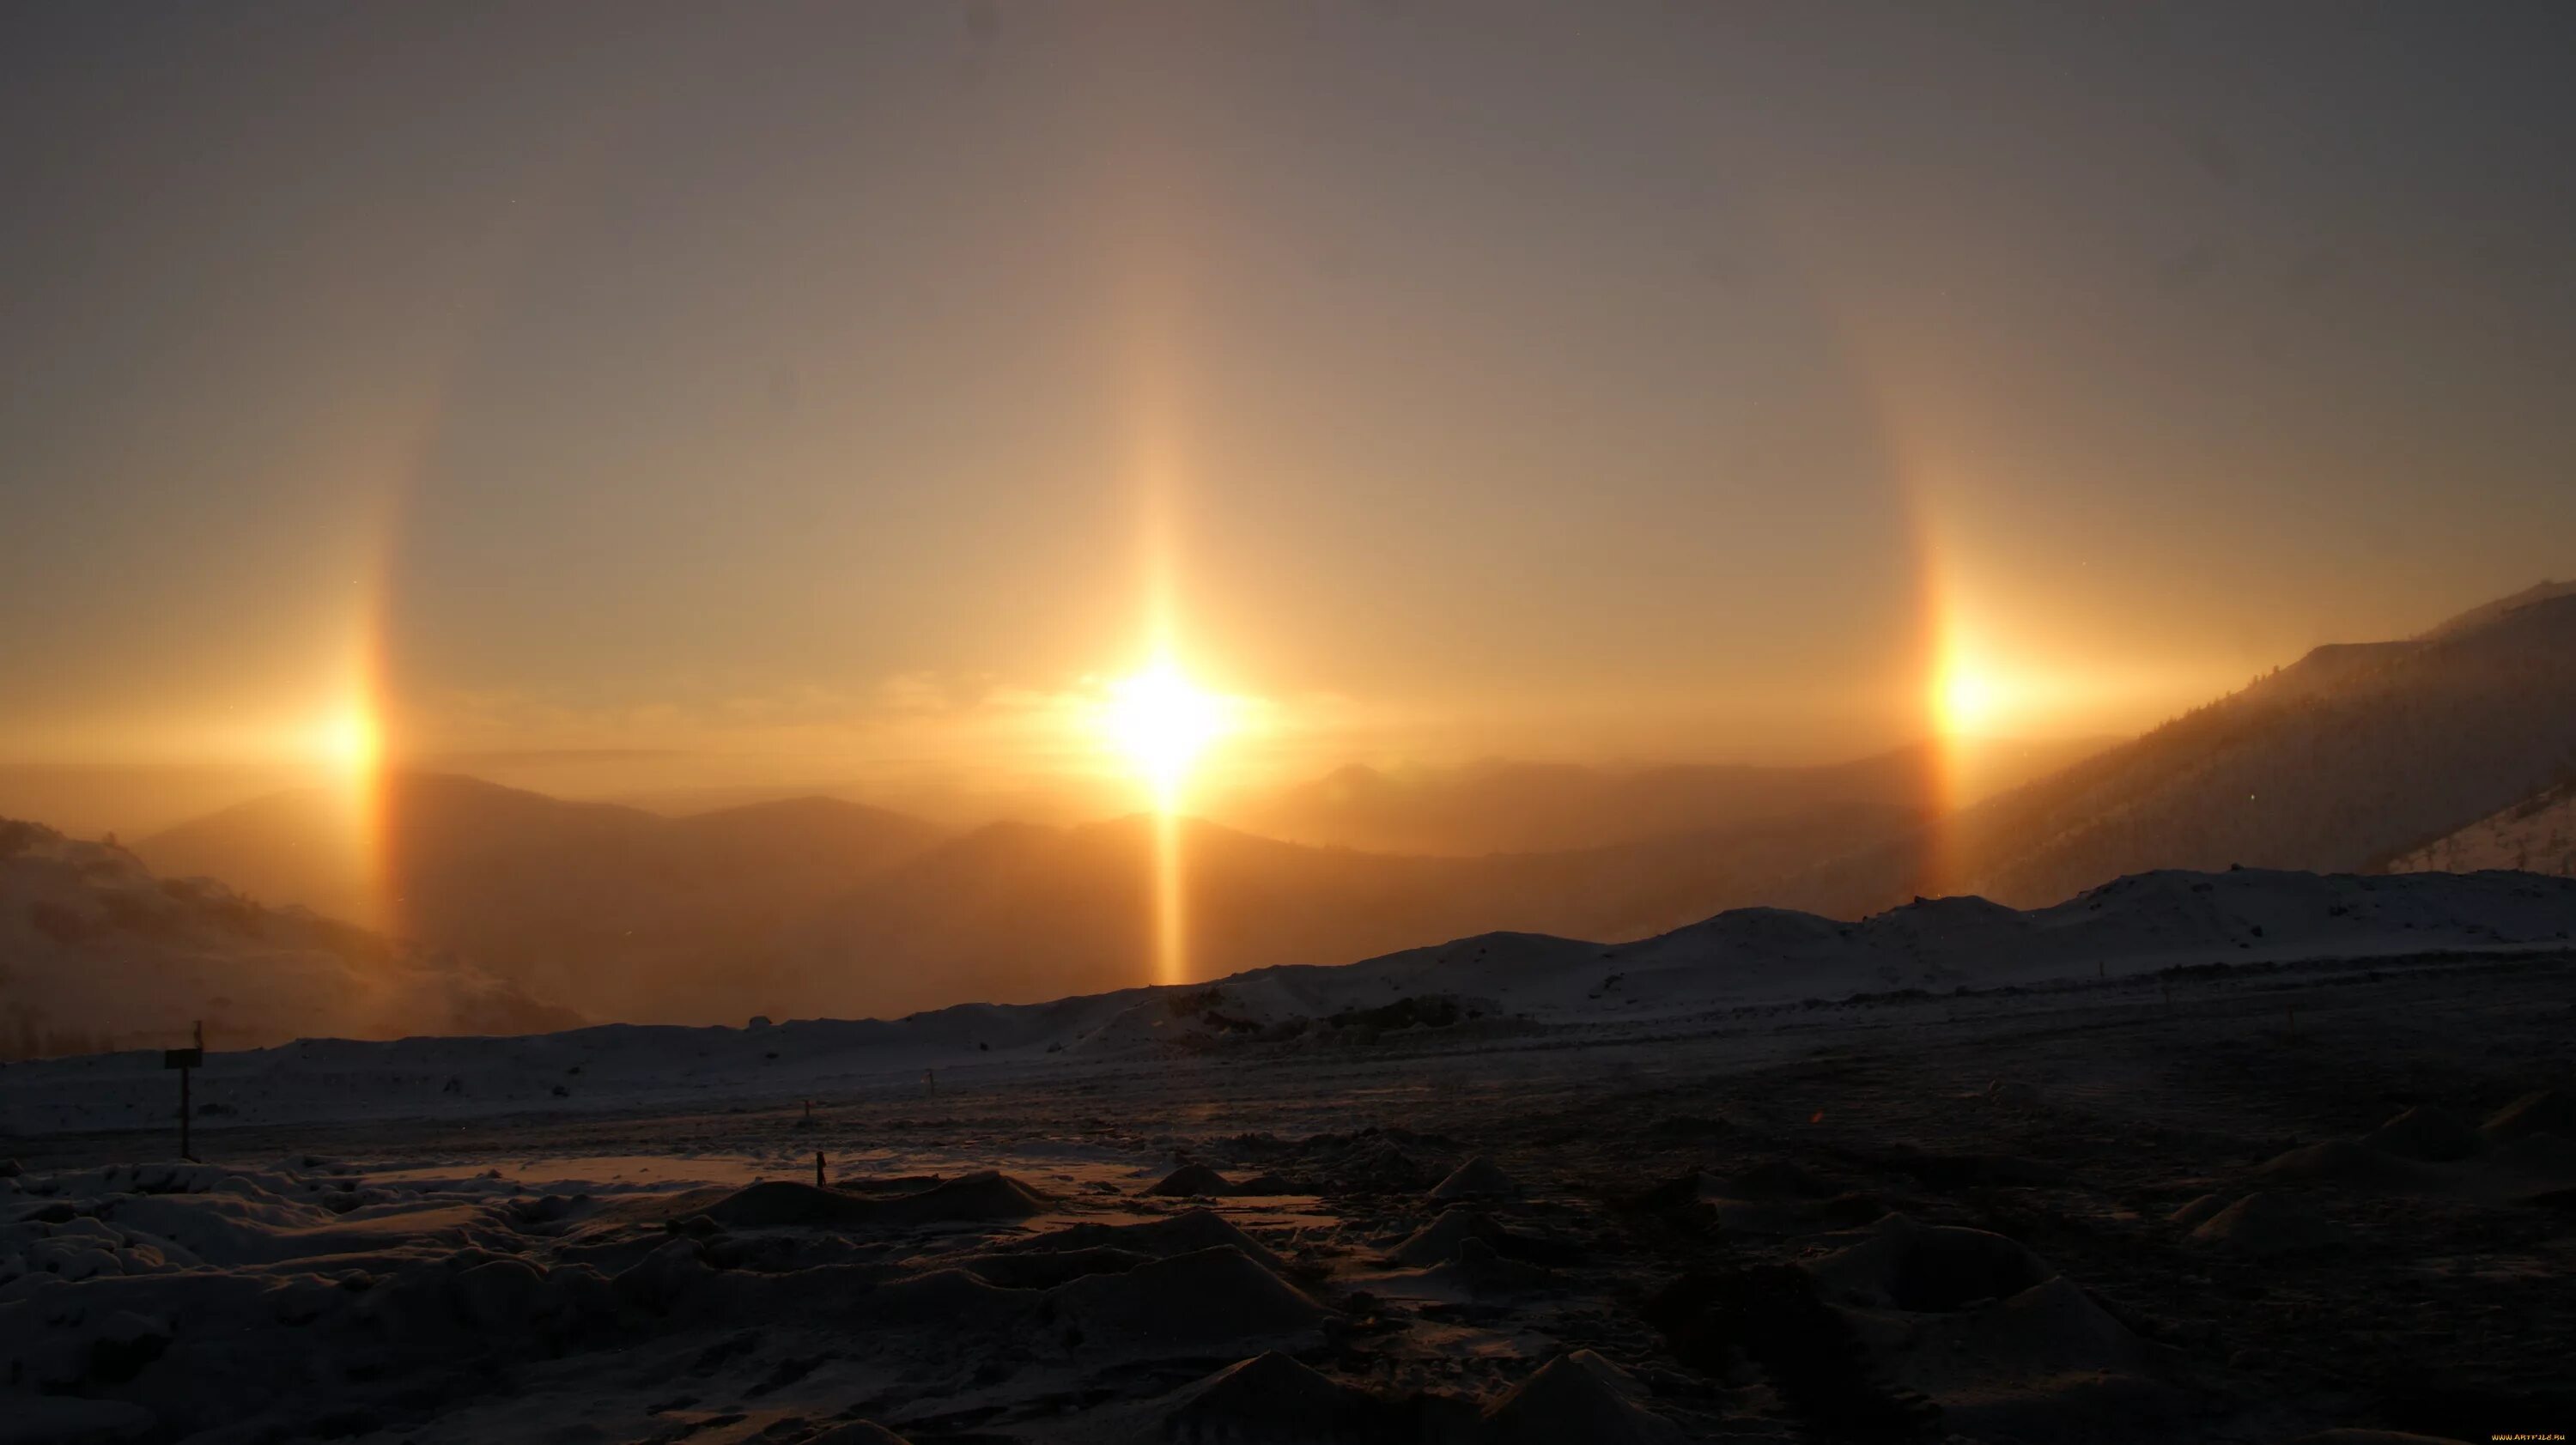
[1145,1164,1235,1197]
[1807,1214,2054,1311]
[611,1237,715,1313]
[1427,1156,1521,1201]
[2188,1191,2338,1257]
[1481,1350,1682,1445]
[2482,1088,2576,1142]
[699,1180,877,1228]
[2254,1139,2446,1193]
[1923,1275,2147,1375]
[1416,1236,1554,1297]
[2364,1104,2488,1162]
[1046,1246,1327,1357]
[700,1172,1048,1229]
[1386,1205,1506,1267]
[945,1246,1151,1291]
[2167,1193,2229,1228]
[1157,1351,1385,1443]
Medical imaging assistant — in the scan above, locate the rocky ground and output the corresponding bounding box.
[6,949,2573,1444]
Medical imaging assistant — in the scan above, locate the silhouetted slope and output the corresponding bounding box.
[1212,738,2109,856]
[2389,777,2576,877]
[1795,587,2576,912]
[126,770,1927,1024]
[2414,578,2576,641]
[665,794,952,904]
[0,817,574,1058]
[134,774,946,1016]
[785,803,1924,1019]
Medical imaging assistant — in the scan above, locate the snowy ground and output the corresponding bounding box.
[5,870,2575,1443]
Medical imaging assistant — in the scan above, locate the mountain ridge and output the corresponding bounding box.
[133,773,950,1015]
[1206,736,2111,856]
[85,580,2576,1028]
[0,817,574,1059]
[1786,587,2576,913]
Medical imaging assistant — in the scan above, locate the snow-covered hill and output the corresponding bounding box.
[4,865,2566,1136]
[2390,778,2576,877]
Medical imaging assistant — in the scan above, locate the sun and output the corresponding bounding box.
[1938,667,2001,736]
[1104,661,1224,809]
[318,706,383,774]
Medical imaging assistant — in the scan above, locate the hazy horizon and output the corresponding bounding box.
[0,570,2539,845]
[0,726,2124,845]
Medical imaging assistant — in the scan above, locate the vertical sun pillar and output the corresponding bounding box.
[1104,661,1224,987]
[325,555,394,934]
[1152,804,1186,987]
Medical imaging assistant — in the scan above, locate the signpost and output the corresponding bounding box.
[164,1021,204,1162]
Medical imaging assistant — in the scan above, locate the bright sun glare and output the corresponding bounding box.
[319,708,382,774]
[1104,662,1224,808]
[1938,668,2001,736]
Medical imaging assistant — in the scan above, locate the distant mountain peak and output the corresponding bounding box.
[2418,579,2576,641]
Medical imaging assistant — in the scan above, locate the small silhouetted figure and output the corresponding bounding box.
[923,1067,936,1095]
[816,1151,825,1188]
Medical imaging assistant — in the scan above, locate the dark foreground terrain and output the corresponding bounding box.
[7,951,2573,1444]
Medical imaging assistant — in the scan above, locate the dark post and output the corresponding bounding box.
[816,1151,825,1188]
[165,1020,204,1163]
